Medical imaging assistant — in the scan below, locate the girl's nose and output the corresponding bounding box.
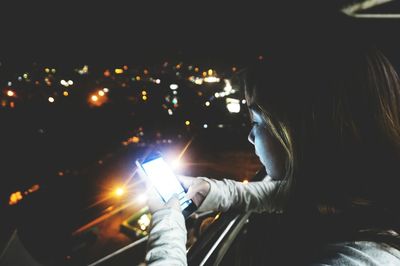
[248,129,255,145]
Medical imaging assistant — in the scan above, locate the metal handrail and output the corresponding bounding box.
[88,236,148,266]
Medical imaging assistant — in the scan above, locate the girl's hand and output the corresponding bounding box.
[146,187,181,214]
[177,175,210,207]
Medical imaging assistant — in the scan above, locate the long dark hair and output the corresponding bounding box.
[241,21,400,226]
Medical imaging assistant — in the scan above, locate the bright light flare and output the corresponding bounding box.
[136,193,148,204]
[48,97,55,103]
[171,158,183,170]
[115,187,125,197]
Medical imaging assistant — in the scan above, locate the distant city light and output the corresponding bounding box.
[131,136,140,143]
[104,69,111,77]
[78,65,89,75]
[138,213,151,231]
[91,95,99,102]
[188,76,203,85]
[242,99,247,104]
[28,184,40,193]
[60,80,69,87]
[8,81,12,86]
[204,76,220,83]
[48,97,55,103]
[243,180,249,184]
[44,68,50,73]
[203,124,208,128]
[98,90,105,96]
[168,109,173,115]
[223,79,233,93]
[205,101,210,107]
[103,88,109,93]
[155,79,161,84]
[208,69,213,76]
[142,95,148,101]
[68,80,74,86]
[170,84,178,90]
[185,120,190,126]
[115,68,124,74]
[226,98,241,113]
[6,90,15,97]
[142,90,147,96]
[63,91,69,96]
[9,191,23,206]
[214,92,220,98]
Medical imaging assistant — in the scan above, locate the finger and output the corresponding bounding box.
[186,185,195,200]
[176,175,195,190]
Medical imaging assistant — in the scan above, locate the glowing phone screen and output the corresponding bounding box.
[141,157,191,210]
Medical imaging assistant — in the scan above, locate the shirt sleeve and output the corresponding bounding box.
[145,208,187,266]
[196,175,281,213]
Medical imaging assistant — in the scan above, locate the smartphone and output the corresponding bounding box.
[135,152,197,219]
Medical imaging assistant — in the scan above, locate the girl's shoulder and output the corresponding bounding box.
[310,240,400,265]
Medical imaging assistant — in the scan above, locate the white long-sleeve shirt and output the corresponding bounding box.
[145,176,400,265]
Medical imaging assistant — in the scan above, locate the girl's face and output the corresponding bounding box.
[248,108,286,180]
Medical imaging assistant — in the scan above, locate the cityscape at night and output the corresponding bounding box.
[2,1,400,265]
[0,53,262,265]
